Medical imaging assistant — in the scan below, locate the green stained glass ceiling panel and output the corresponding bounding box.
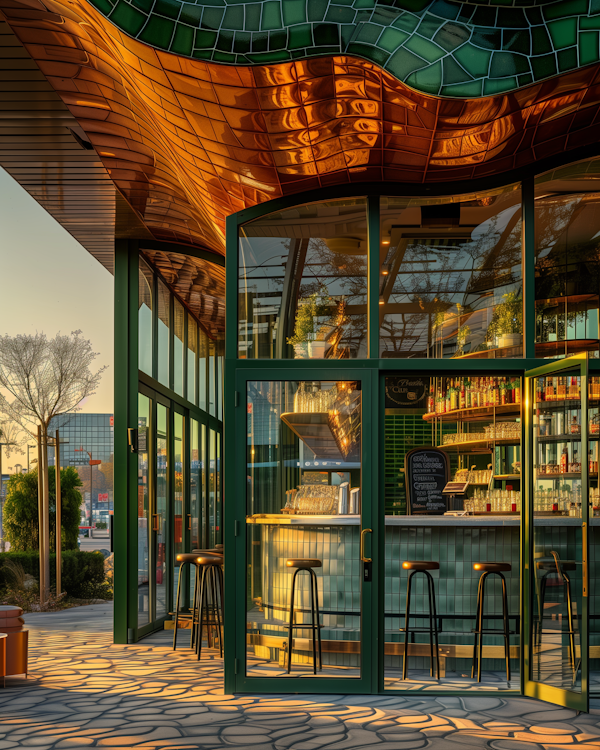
[89,0,600,98]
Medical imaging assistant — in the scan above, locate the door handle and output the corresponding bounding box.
[152,513,159,532]
[360,528,372,563]
[187,514,192,531]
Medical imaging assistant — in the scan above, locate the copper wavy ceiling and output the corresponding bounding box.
[2,0,600,257]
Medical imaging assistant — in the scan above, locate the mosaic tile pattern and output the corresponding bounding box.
[5,602,600,748]
[74,0,600,98]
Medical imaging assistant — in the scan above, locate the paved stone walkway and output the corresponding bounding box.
[0,604,599,748]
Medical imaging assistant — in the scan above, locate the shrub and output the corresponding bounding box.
[0,550,106,598]
[3,467,82,551]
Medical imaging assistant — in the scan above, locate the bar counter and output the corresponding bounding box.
[247,513,599,526]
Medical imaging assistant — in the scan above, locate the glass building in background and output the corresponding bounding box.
[49,413,114,524]
[4,0,600,711]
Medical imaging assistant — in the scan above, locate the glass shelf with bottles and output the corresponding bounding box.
[424,376,521,422]
[535,375,600,406]
[535,439,599,478]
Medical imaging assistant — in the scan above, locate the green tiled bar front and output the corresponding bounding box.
[248,518,600,680]
[90,0,600,97]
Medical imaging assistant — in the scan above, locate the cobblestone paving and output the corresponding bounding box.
[1,604,600,749]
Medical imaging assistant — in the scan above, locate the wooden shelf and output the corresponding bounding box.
[494,474,521,480]
[424,403,521,423]
[438,438,519,453]
[536,472,598,479]
[536,433,582,442]
[280,412,343,461]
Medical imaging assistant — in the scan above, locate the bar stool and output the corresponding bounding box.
[537,552,576,666]
[471,562,512,682]
[172,552,203,651]
[195,553,224,660]
[285,558,322,674]
[401,561,440,680]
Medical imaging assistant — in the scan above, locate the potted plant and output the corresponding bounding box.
[287,288,332,358]
[487,292,523,348]
[455,324,470,356]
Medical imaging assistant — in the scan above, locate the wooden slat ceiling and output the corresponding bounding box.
[0,19,224,332]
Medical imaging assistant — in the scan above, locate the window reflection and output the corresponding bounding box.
[380,187,522,358]
[535,160,600,358]
[238,198,368,359]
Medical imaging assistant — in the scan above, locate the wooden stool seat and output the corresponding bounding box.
[474,562,511,573]
[402,561,439,572]
[176,552,203,565]
[286,559,322,569]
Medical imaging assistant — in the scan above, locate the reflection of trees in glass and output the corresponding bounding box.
[295,238,367,357]
[535,197,600,344]
[382,200,522,356]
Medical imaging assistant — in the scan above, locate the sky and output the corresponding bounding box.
[0,167,114,470]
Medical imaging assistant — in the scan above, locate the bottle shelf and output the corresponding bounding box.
[536,433,583,442]
[494,474,521,480]
[424,403,520,422]
[437,438,519,453]
[535,472,598,479]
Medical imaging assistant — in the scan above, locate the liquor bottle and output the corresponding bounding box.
[547,377,555,401]
[500,378,507,405]
[459,379,466,410]
[570,415,580,435]
[560,444,569,474]
[568,376,578,400]
[428,391,434,414]
[558,376,567,399]
[465,379,471,409]
[450,379,458,411]
[513,377,521,404]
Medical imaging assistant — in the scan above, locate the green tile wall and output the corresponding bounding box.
[90,0,600,98]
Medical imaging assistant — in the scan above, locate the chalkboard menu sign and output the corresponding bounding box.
[385,377,428,409]
[405,447,450,515]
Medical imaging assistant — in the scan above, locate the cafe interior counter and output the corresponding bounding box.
[247,513,599,526]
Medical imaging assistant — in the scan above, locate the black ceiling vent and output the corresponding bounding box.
[421,204,460,227]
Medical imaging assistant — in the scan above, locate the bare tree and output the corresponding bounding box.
[0,331,105,602]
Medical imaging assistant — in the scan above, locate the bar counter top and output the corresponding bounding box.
[247,513,599,526]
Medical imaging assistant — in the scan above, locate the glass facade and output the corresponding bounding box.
[134,255,223,636]
[118,156,600,708]
[220,159,600,707]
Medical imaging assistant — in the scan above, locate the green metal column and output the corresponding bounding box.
[368,195,380,360]
[224,213,239,693]
[522,177,535,359]
[113,239,140,644]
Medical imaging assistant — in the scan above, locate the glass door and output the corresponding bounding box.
[233,368,376,693]
[153,400,169,622]
[525,355,589,711]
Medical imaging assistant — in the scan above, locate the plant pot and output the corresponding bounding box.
[498,333,521,348]
[308,340,328,359]
[293,343,309,359]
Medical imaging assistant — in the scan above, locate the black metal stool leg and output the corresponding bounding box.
[196,566,208,660]
[191,564,200,649]
[211,566,223,657]
[538,572,548,648]
[426,571,440,679]
[425,571,435,678]
[471,573,484,679]
[311,567,322,670]
[402,571,414,680]
[173,561,184,650]
[308,569,317,675]
[477,572,489,683]
[563,572,576,670]
[287,568,300,674]
[500,572,511,682]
